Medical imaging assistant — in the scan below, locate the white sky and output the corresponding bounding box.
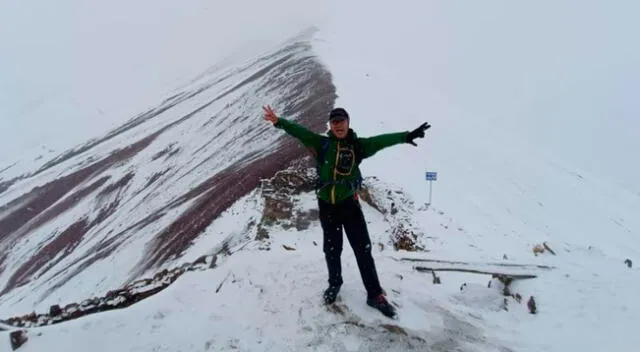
[0,0,327,163]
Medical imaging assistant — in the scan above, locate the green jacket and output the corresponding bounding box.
[274,117,408,204]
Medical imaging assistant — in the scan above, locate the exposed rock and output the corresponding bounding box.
[282,245,296,251]
[209,255,218,269]
[258,162,317,232]
[10,330,28,350]
[392,223,422,252]
[359,180,428,252]
[390,202,398,215]
[126,278,152,291]
[49,305,62,317]
[64,303,79,311]
[294,209,319,231]
[380,324,407,336]
[431,271,441,284]
[533,244,545,256]
[357,186,384,214]
[513,293,522,303]
[261,163,316,197]
[502,298,509,312]
[625,258,633,268]
[262,197,294,225]
[1,253,220,328]
[255,226,269,241]
[527,296,537,314]
[192,255,208,267]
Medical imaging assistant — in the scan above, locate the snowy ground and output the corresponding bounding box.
[4,175,638,351]
[1,189,536,352]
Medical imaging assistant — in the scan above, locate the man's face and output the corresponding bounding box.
[330,118,349,139]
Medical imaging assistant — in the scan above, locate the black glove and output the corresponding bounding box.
[405,122,431,146]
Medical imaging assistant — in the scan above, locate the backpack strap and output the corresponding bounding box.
[317,137,331,168]
[314,137,365,194]
[313,137,331,191]
[351,137,364,190]
[353,138,364,166]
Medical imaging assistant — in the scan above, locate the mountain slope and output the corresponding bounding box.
[0,32,336,316]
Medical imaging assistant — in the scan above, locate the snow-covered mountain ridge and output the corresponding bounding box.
[0,33,336,316]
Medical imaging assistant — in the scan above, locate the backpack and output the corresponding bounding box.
[314,136,364,192]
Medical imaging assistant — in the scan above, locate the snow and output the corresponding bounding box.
[2,0,640,351]
[4,197,519,352]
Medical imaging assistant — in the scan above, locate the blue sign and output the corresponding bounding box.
[425,172,438,181]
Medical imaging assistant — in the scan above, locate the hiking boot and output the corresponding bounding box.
[367,294,397,318]
[323,285,341,305]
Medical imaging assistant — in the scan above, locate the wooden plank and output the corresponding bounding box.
[396,257,554,270]
[413,266,538,279]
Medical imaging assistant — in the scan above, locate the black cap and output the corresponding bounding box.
[329,107,349,121]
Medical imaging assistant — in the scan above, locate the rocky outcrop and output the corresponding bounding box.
[9,330,28,350]
[256,159,318,240]
[256,164,429,254]
[391,223,423,252]
[357,179,428,252]
[527,296,537,314]
[2,254,217,329]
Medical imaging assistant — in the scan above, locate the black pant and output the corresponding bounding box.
[318,196,383,299]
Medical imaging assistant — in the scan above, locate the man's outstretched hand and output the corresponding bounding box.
[406,122,431,146]
[263,105,278,124]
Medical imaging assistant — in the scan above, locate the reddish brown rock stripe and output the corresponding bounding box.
[0,133,158,243]
[137,57,335,273]
[1,218,91,295]
[1,40,336,300]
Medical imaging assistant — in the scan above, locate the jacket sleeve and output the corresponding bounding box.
[274,117,323,150]
[358,132,408,159]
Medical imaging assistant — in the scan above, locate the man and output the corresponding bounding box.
[262,105,430,318]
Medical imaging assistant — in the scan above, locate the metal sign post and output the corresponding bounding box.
[425,171,438,205]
